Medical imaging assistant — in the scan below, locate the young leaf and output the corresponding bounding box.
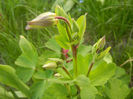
[97,46,111,59]
[0,65,30,97]
[63,0,75,12]
[55,5,68,19]
[77,14,86,41]
[89,61,116,86]
[103,53,113,63]
[72,19,79,33]
[76,75,98,99]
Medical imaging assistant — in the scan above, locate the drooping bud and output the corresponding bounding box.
[26,12,58,30]
[42,62,57,70]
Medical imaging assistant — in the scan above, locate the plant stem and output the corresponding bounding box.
[72,45,78,77]
[86,62,94,77]
[56,16,78,77]
[75,84,81,99]
[62,66,73,79]
[65,84,72,99]
[55,16,71,32]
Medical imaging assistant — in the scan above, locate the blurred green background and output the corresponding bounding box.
[0,0,132,72]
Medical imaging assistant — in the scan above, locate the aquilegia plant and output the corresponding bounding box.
[0,6,132,99]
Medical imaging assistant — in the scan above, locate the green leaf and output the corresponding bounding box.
[78,44,92,56]
[92,36,106,53]
[76,75,98,99]
[71,19,79,33]
[38,50,60,66]
[114,67,126,78]
[97,46,111,59]
[30,80,48,99]
[55,5,68,18]
[15,36,38,69]
[15,36,38,82]
[55,35,70,49]
[45,37,61,54]
[0,86,14,99]
[77,54,93,75]
[77,14,86,41]
[104,78,130,99]
[103,53,113,63]
[16,67,34,83]
[89,61,116,86]
[41,83,68,99]
[52,0,75,12]
[63,0,75,12]
[33,70,53,80]
[0,65,30,97]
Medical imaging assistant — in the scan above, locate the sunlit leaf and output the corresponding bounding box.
[89,61,116,86]
[76,75,98,99]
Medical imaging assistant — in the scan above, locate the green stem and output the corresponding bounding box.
[62,66,73,79]
[86,62,94,77]
[65,84,72,99]
[75,84,81,99]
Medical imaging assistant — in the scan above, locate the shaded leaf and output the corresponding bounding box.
[0,65,30,97]
[30,80,48,99]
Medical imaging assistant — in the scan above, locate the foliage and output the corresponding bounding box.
[0,5,132,99]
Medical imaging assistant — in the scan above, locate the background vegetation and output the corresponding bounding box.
[0,0,133,86]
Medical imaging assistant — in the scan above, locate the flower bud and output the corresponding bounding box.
[54,73,61,77]
[42,62,57,70]
[92,36,106,53]
[26,12,58,30]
